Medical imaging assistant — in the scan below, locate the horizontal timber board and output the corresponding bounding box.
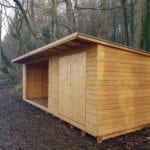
[99,71,150,77]
[99,85,150,91]
[98,111,150,121]
[99,57,150,65]
[100,124,149,140]
[98,76,150,81]
[98,119,150,132]
[99,119,149,132]
[99,113,150,126]
[100,93,150,100]
[99,61,150,69]
[99,66,150,73]
[99,45,147,55]
[98,81,150,86]
[98,106,150,116]
[99,97,150,104]
[98,122,149,136]
[99,50,150,61]
[98,89,150,95]
[98,101,150,111]
[98,110,150,121]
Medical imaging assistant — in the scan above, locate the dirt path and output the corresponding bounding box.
[0,84,149,150]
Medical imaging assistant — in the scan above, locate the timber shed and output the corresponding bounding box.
[12,32,150,143]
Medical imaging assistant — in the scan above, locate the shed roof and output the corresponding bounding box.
[12,32,150,64]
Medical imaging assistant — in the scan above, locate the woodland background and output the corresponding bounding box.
[0,0,149,83]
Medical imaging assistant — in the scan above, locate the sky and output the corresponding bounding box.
[1,0,74,40]
[1,0,14,40]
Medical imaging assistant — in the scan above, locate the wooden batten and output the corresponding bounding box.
[22,64,26,100]
[14,32,150,143]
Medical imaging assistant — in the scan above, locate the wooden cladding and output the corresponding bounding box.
[48,56,59,114]
[26,61,48,99]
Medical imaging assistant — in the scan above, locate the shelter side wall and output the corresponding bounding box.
[26,62,48,99]
[97,44,150,138]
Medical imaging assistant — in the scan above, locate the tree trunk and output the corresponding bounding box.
[100,0,108,40]
[50,0,58,41]
[13,0,40,46]
[133,0,144,49]
[143,0,150,51]
[130,0,134,46]
[121,0,129,45]
[65,0,76,33]
[0,4,2,67]
[30,0,37,34]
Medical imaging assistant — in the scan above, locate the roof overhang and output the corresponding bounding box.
[12,32,150,64]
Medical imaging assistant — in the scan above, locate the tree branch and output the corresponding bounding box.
[13,0,39,45]
[75,3,133,10]
[0,2,18,9]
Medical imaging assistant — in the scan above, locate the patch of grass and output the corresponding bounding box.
[15,84,22,92]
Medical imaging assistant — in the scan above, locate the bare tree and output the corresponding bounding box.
[50,0,58,41]
[133,0,144,49]
[143,0,150,51]
[64,0,76,33]
[100,0,109,39]
[120,0,129,45]
[13,0,40,45]
[0,3,2,66]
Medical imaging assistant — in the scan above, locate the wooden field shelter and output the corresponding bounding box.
[12,33,150,143]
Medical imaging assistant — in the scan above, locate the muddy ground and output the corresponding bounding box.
[0,84,149,150]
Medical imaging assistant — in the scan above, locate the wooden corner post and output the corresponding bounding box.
[23,64,26,100]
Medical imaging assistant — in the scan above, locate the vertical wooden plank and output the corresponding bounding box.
[33,66,41,98]
[53,56,59,114]
[23,64,26,100]
[41,63,48,98]
[48,57,54,112]
[48,57,59,114]
[26,64,32,98]
[59,55,71,119]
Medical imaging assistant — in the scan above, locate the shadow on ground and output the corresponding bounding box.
[0,84,149,150]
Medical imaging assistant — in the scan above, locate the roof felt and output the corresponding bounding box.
[12,32,150,64]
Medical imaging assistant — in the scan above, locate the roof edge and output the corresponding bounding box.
[78,33,150,57]
[12,32,79,63]
[12,32,150,63]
